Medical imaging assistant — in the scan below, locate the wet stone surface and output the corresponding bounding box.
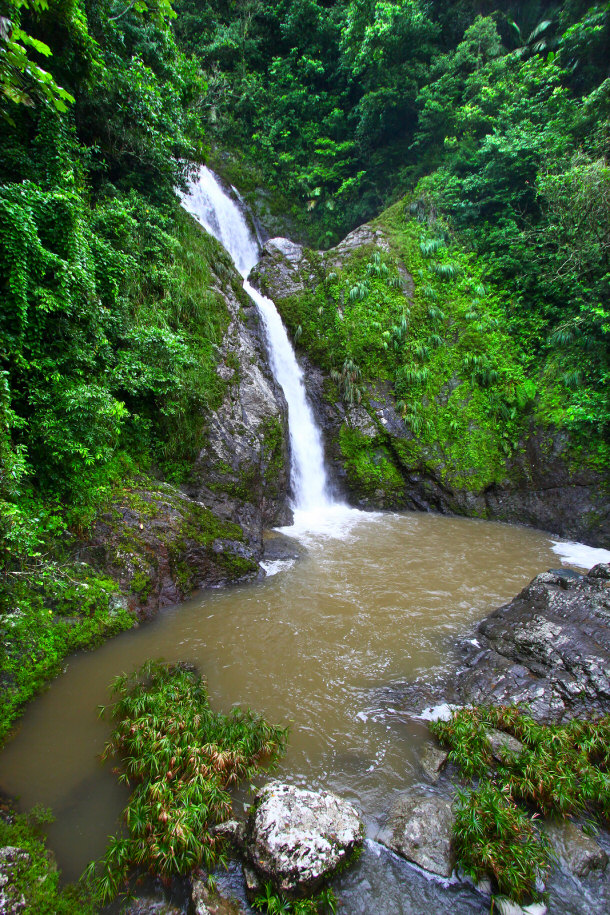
[377,789,455,878]
[244,781,364,896]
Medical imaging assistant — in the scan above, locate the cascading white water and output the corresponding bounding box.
[181,166,334,517]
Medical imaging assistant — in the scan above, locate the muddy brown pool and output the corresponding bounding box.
[0,512,569,894]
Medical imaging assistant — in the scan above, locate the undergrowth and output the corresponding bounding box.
[431,705,610,903]
[253,883,338,914]
[0,805,95,914]
[88,660,288,904]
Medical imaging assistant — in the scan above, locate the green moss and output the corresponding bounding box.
[339,425,405,505]
[0,566,134,744]
[268,199,555,500]
[260,415,286,496]
[130,570,153,602]
[0,806,96,913]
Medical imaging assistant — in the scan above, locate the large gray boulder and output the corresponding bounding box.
[244,781,364,896]
[457,564,610,722]
[377,790,455,878]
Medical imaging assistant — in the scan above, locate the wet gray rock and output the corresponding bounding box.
[242,864,262,899]
[213,819,246,849]
[191,878,245,915]
[244,781,364,896]
[543,819,608,878]
[0,847,30,914]
[250,238,319,298]
[186,260,292,542]
[123,900,181,915]
[456,564,610,722]
[377,790,455,878]
[419,743,449,783]
[485,728,524,761]
[327,224,390,265]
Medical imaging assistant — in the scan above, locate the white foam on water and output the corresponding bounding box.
[416,703,463,722]
[550,540,610,570]
[260,558,296,578]
[277,504,383,546]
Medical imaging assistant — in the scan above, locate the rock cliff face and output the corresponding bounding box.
[251,232,609,547]
[83,223,292,618]
[184,250,292,544]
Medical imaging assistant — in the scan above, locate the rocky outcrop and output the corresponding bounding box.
[454,563,610,722]
[77,221,293,621]
[252,232,609,547]
[80,480,260,620]
[243,781,364,897]
[377,790,455,878]
[186,231,292,544]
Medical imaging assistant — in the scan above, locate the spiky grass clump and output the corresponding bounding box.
[91,660,287,903]
[431,706,610,902]
[453,780,551,902]
[253,883,338,914]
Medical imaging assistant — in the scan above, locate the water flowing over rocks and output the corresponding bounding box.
[184,264,292,540]
[243,781,364,896]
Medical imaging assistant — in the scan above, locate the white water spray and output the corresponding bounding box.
[182,166,358,530]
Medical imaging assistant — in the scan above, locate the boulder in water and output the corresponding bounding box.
[418,742,449,783]
[457,564,610,722]
[191,878,246,915]
[377,789,455,878]
[244,781,364,896]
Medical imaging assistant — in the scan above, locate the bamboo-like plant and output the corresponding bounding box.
[88,661,287,904]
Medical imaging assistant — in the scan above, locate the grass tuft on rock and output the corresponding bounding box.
[253,883,338,914]
[431,705,610,903]
[89,660,288,904]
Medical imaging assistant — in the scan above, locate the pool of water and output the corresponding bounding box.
[0,511,585,910]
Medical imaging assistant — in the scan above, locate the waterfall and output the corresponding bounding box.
[181,166,333,515]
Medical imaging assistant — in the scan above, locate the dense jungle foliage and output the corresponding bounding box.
[177,0,609,467]
[0,1,608,731]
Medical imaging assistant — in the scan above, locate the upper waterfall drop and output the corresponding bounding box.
[181,166,333,515]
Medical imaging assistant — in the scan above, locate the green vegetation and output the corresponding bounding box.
[0,0,256,733]
[0,805,95,914]
[90,660,287,904]
[254,883,338,914]
[274,215,538,497]
[431,705,610,903]
[173,0,608,468]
